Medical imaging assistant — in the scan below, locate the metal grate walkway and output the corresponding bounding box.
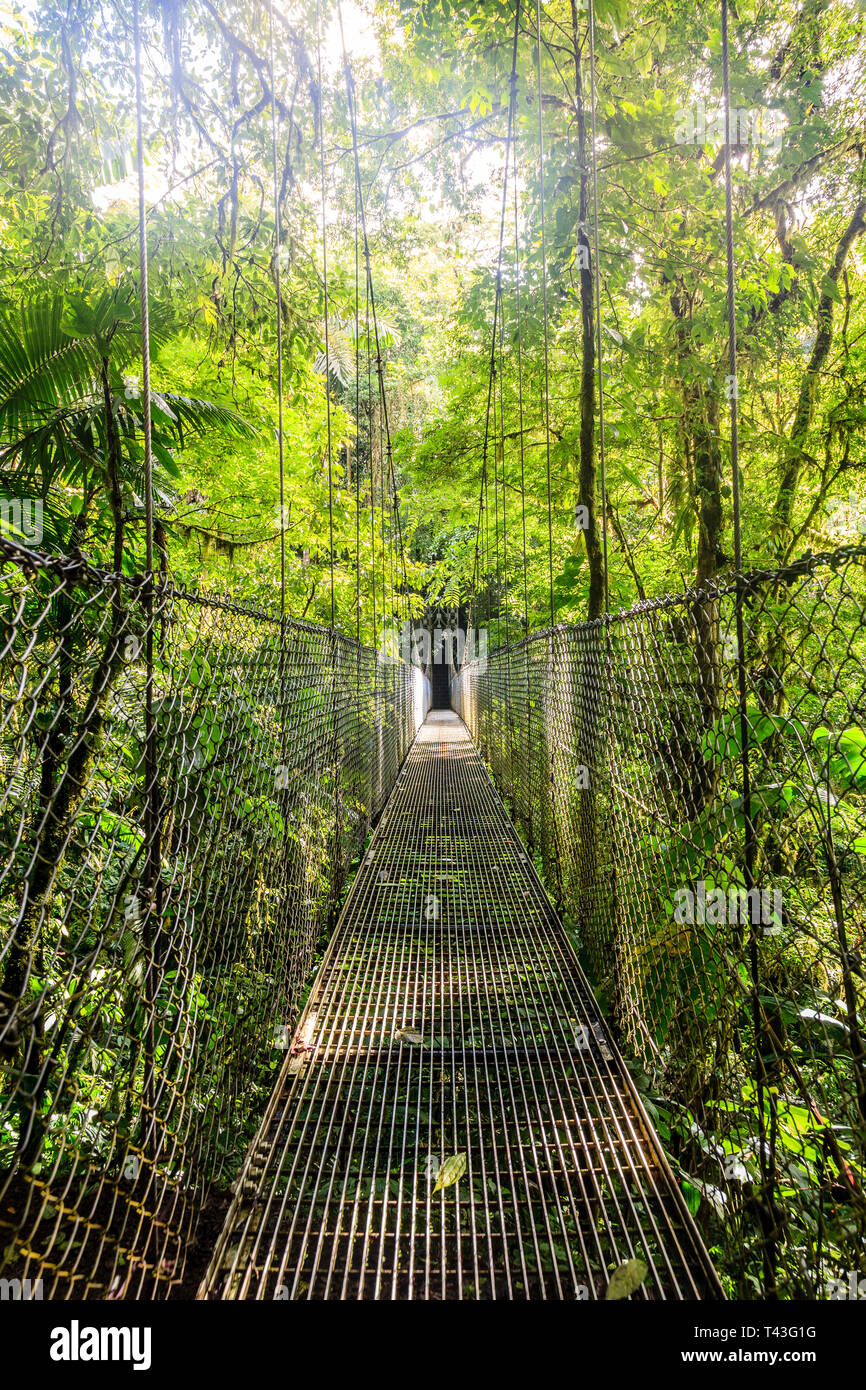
[199,712,723,1300]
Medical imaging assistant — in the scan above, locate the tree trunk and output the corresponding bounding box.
[772,199,866,551]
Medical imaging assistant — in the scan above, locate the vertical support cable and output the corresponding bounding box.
[495,352,502,634]
[316,0,341,908]
[472,1,521,640]
[268,0,292,975]
[498,283,516,803]
[388,473,396,633]
[722,2,743,578]
[339,19,407,657]
[721,0,773,1296]
[354,173,361,644]
[133,0,158,1162]
[337,0,364,808]
[367,278,378,790]
[352,128,362,824]
[367,285,376,648]
[498,310,509,649]
[133,4,152,587]
[268,0,287,623]
[389,476,395,631]
[586,0,609,616]
[585,0,619,1030]
[380,404,386,628]
[315,0,336,630]
[512,145,530,637]
[535,0,555,630]
[512,112,532,835]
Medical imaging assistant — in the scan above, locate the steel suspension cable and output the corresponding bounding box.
[337,1,367,644]
[387,456,405,627]
[338,0,409,637]
[535,0,555,630]
[492,356,501,634]
[315,0,336,629]
[498,307,510,648]
[380,400,386,627]
[267,1,287,622]
[374,352,407,633]
[367,287,377,648]
[483,463,489,626]
[471,0,522,638]
[133,0,161,1159]
[133,0,153,592]
[498,275,515,799]
[720,0,770,1289]
[354,174,361,642]
[510,83,533,822]
[586,0,609,616]
[721,4,742,578]
[384,423,389,627]
[512,122,530,635]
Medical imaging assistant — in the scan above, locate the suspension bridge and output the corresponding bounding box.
[200,710,721,1300]
[0,0,864,1306]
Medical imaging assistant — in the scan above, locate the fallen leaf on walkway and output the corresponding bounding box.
[605,1258,648,1300]
[433,1153,467,1193]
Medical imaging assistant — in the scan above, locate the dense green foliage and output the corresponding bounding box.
[2,0,864,628]
[1,0,865,1300]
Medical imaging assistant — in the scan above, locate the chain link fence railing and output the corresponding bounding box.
[453,546,866,1299]
[0,536,425,1298]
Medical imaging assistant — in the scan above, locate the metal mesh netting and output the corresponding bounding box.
[201,713,723,1302]
[453,546,866,1299]
[0,537,423,1298]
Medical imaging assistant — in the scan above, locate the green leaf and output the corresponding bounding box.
[605,1257,649,1300]
[432,1153,467,1193]
[619,463,647,491]
[681,1180,701,1216]
[819,274,842,304]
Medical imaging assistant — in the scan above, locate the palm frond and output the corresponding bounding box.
[151,392,258,442]
[0,401,102,495]
[315,322,355,387]
[0,467,70,549]
[0,299,99,440]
